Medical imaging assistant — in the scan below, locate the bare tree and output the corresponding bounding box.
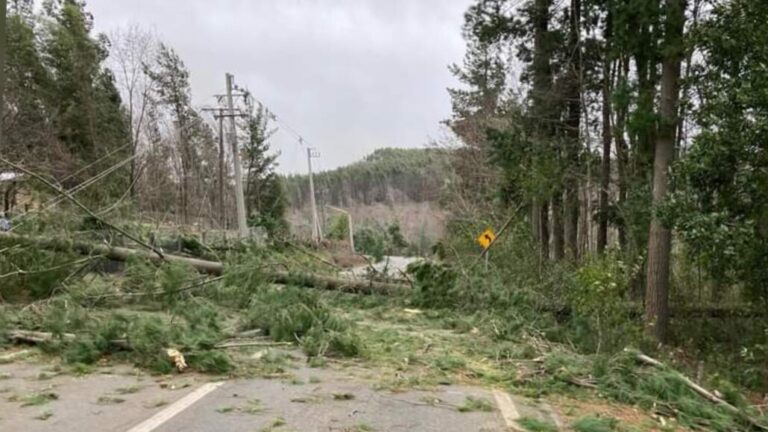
[108,24,157,202]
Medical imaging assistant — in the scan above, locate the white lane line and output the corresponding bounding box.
[126,381,225,432]
[492,389,524,431]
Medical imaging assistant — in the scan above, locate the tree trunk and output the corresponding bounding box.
[531,0,553,261]
[614,56,630,252]
[597,12,613,254]
[531,200,541,245]
[645,0,686,344]
[540,200,550,261]
[565,0,582,261]
[552,192,565,260]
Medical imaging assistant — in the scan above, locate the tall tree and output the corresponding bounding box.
[672,0,768,303]
[241,93,287,239]
[109,25,157,202]
[564,0,582,260]
[596,6,613,254]
[144,43,193,224]
[2,3,52,165]
[644,0,686,343]
[446,0,507,216]
[42,0,129,191]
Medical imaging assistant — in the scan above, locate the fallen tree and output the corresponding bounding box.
[0,232,407,295]
[631,350,768,431]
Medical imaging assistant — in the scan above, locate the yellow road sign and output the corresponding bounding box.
[477,227,496,250]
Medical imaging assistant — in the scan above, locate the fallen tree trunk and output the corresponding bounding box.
[8,329,130,350]
[8,330,75,344]
[0,232,407,294]
[632,350,768,431]
[0,232,224,274]
[270,272,405,295]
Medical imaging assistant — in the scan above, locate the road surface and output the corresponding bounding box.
[0,349,559,432]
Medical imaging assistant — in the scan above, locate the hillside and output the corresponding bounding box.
[282,148,452,247]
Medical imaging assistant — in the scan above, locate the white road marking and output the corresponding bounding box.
[125,381,225,432]
[492,389,524,431]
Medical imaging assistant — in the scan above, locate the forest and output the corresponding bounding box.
[443,0,768,359]
[0,0,284,236]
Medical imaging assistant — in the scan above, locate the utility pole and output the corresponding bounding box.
[307,146,322,243]
[216,113,226,228]
[201,107,232,229]
[226,73,248,239]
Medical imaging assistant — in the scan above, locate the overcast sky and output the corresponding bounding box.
[87,0,471,174]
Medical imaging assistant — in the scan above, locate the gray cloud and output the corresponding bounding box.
[88,0,470,173]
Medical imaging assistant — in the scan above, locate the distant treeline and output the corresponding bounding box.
[283,148,452,208]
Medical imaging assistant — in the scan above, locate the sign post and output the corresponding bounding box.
[476,227,496,272]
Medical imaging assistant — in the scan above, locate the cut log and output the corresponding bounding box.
[8,330,75,344]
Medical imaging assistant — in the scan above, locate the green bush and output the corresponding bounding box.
[568,253,641,353]
[354,227,386,261]
[326,214,350,241]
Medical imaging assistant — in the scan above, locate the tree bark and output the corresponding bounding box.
[597,12,613,254]
[552,192,564,260]
[645,0,686,344]
[531,0,553,260]
[614,56,630,251]
[565,0,582,261]
[540,200,550,261]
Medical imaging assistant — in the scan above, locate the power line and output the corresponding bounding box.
[246,95,318,151]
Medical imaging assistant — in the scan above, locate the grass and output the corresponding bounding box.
[290,395,324,404]
[70,362,96,375]
[19,392,58,407]
[115,385,141,394]
[242,399,265,414]
[216,405,236,414]
[97,396,126,405]
[571,415,619,432]
[36,371,57,380]
[333,392,355,400]
[457,396,495,413]
[34,410,53,421]
[217,399,264,415]
[144,399,168,408]
[258,416,288,432]
[518,417,558,432]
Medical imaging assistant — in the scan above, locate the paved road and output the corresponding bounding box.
[0,349,559,432]
[342,256,422,279]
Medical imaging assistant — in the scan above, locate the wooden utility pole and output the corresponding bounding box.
[202,107,234,229]
[307,146,322,243]
[217,114,225,227]
[226,73,248,239]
